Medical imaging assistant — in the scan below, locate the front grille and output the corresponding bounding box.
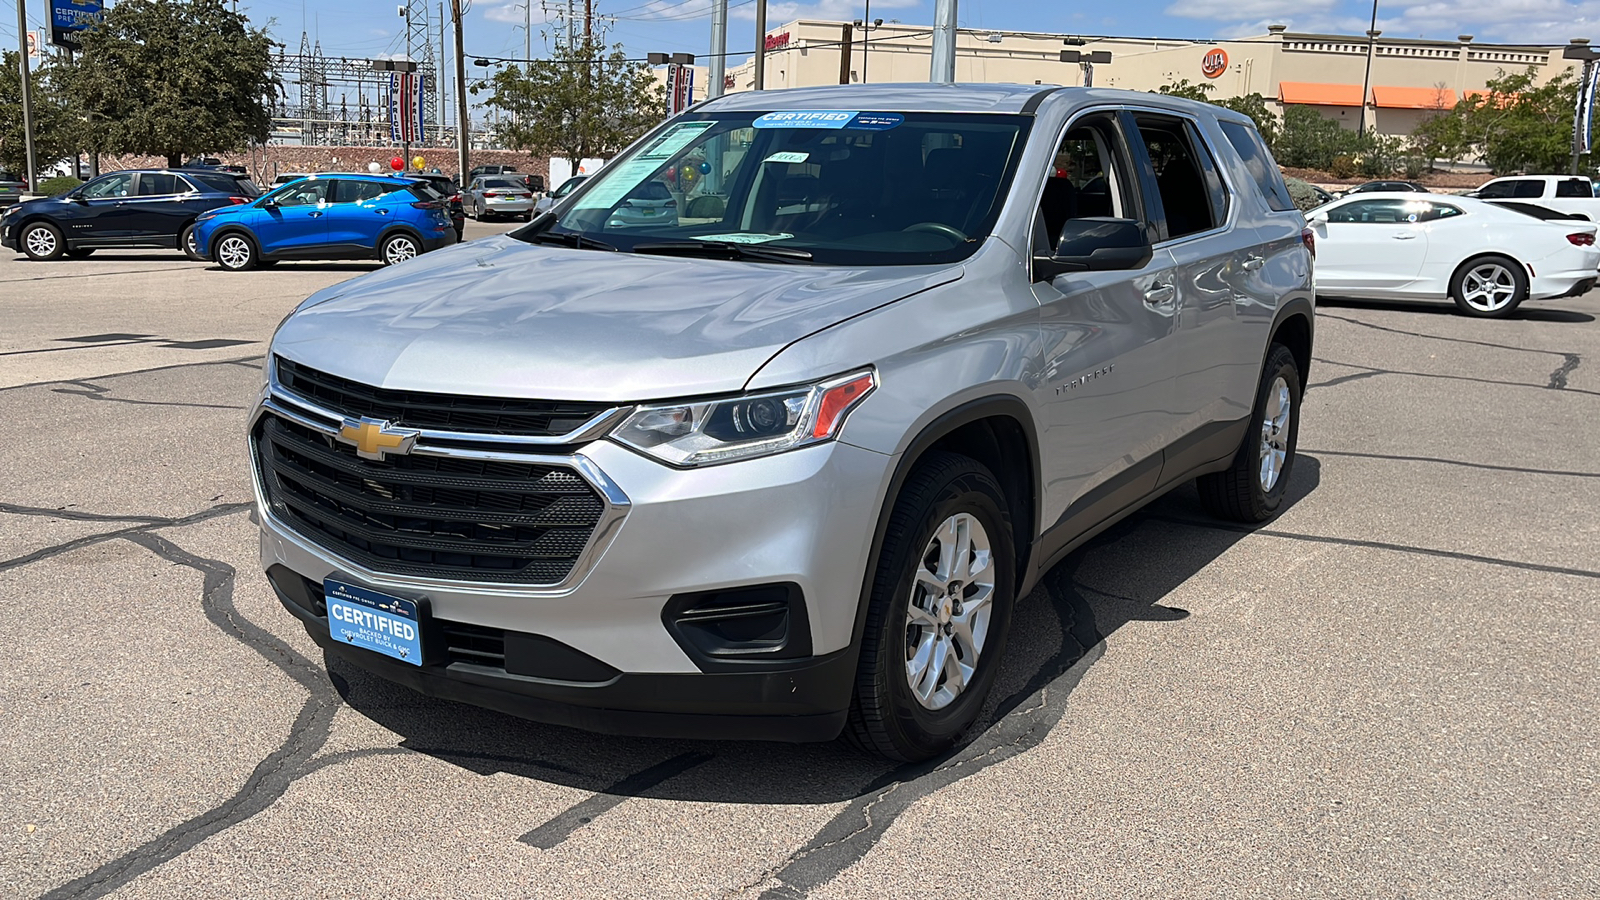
[254,414,604,584]
[275,356,610,437]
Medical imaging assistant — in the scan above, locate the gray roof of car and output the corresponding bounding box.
[699,83,1240,119]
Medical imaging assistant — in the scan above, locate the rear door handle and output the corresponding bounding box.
[375,208,390,215]
[1144,282,1176,306]
[1242,256,1265,271]
[1393,232,1417,240]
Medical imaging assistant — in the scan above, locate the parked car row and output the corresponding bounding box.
[0,169,455,268]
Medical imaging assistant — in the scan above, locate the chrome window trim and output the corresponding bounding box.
[250,387,632,596]
[267,359,631,446]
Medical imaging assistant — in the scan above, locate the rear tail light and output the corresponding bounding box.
[484,192,500,198]
[410,200,443,210]
[228,196,249,204]
[450,193,461,203]
[665,198,676,208]
[1301,227,1315,258]
[1566,232,1595,246]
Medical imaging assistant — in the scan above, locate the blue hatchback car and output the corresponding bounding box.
[193,173,455,270]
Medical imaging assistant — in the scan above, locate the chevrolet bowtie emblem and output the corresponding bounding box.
[337,417,420,461]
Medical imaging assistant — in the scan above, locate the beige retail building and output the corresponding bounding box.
[705,20,1585,137]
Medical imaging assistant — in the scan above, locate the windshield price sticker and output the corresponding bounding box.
[847,113,904,131]
[698,232,795,244]
[763,151,811,164]
[573,121,715,211]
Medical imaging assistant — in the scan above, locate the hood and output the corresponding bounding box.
[271,234,962,401]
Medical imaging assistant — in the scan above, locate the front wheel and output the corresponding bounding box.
[845,451,1016,762]
[381,233,420,266]
[1197,343,1302,522]
[20,222,65,260]
[1451,255,1527,318]
[214,233,258,271]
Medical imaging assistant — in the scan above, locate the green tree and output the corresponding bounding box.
[1154,78,1214,102]
[63,0,278,167]
[480,36,666,170]
[0,53,78,177]
[1455,67,1580,174]
[1274,105,1367,170]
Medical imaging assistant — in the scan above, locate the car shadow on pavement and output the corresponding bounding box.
[1317,296,1596,323]
[325,456,1322,809]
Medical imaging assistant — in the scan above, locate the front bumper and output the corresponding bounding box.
[252,382,891,739]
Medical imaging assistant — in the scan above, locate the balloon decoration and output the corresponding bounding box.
[390,157,405,171]
[367,162,382,173]
[412,155,427,171]
[699,161,711,174]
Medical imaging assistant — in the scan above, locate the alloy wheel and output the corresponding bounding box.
[1259,375,1292,492]
[1460,262,1517,313]
[385,237,418,264]
[217,236,251,269]
[25,227,57,258]
[905,512,995,710]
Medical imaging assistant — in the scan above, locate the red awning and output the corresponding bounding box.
[1278,82,1364,107]
[1372,86,1457,109]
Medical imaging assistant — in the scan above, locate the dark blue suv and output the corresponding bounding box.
[193,174,455,271]
[0,168,259,261]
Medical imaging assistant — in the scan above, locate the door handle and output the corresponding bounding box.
[375,208,390,215]
[1144,282,1176,306]
[1392,232,1417,240]
[1242,256,1265,271]
[308,211,323,218]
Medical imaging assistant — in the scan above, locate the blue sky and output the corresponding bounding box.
[5,0,1596,72]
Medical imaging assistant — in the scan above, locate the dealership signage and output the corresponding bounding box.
[1201,47,1228,78]
[764,31,791,51]
[389,71,426,144]
[51,0,103,50]
[667,64,696,116]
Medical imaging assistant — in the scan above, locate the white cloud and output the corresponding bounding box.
[730,0,920,23]
[482,0,558,25]
[1166,0,1600,43]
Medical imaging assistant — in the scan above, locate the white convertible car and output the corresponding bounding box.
[1309,192,1600,317]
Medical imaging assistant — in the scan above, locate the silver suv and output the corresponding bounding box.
[251,84,1314,761]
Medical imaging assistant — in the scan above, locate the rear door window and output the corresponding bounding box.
[136,173,181,196]
[1133,114,1229,240]
[1219,120,1294,212]
[333,180,393,204]
[1555,178,1591,197]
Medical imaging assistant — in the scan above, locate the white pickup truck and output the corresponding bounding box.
[1470,175,1600,218]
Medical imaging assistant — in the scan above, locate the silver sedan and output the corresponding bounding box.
[465,176,535,222]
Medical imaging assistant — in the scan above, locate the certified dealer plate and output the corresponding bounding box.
[324,579,423,665]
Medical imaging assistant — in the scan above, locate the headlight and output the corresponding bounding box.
[611,369,877,467]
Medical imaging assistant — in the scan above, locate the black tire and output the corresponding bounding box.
[1198,343,1302,523]
[65,247,95,259]
[845,451,1016,762]
[19,221,65,260]
[213,231,259,271]
[180,224,205,261]
[380,232,421,266]
[521,212,532,222]
[1450,254,1527,318]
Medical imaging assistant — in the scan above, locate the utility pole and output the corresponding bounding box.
[930,0,956,83]
[524,0,531,61]
[839,22,852,84]
[16,0,38,190]
[450,0,470,180]
[708,0,727,98]
[1358,0,1379,136]
[754,0,766,89]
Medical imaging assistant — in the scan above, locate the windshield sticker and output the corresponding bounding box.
[572,121,715,211]
[753,110,858,129]
[763,151,811,164]
[698,232,795,244]
[846,113,904,131]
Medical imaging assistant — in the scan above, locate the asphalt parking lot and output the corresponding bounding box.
[3,223,1598,899]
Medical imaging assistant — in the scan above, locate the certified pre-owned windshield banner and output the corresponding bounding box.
[753,111,904,130]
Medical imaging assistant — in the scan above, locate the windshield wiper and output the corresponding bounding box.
[519,230,617,251]
[631,240,814,263]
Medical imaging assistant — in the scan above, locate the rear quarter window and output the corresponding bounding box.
[1556,179,1591,198]
[1219,120,1295,212]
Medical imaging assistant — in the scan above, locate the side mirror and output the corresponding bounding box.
[1308,212,1328,227]
[69,193,88,204]
[1035,217,1153,280]
[260,197,278,209]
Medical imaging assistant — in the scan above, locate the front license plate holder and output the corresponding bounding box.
[324,579,425,666]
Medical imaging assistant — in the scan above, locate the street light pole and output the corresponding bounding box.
[708,0,727,98]
[450,0,471,180]
[754,0,766,89]
[1358,0,1379,137]
[930,0,956,83]
[16,0,38,191]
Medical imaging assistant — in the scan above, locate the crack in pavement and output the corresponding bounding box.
[1311,356,1600,398]
[1303,448,1600,479]
[1549,354,1581,390]
[39,531,342,900]
[1151,515,1600,580]
[0,265,200,284]
[0,354,265,393]
[0,501,171,524]
[743,560,1105,899]
[0,501,254,572]
[49,379,249,410]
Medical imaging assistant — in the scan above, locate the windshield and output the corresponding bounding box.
[519,110,1030,266]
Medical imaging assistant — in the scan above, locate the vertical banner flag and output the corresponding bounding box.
[389,71,427,144]
[666,64,695,116]
[1579,61,1600,156]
